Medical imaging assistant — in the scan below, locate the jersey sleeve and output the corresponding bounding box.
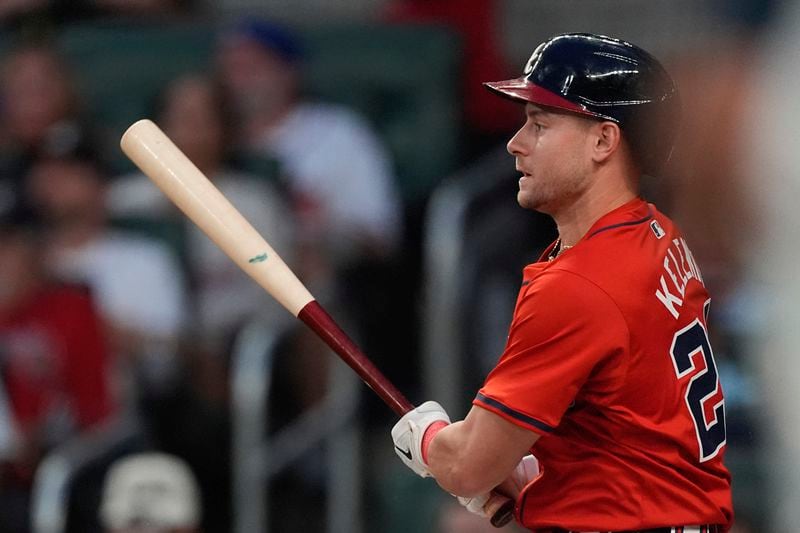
[475,270,629,434]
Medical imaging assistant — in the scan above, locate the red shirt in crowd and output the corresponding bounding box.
[0,284,113,441]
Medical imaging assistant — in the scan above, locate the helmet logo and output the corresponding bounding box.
[523,54,536,75]
[523,43,547,75]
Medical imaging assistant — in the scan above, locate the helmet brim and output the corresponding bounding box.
[483,78,613,122]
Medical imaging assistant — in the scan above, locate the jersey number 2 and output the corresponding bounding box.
[669,315,726,462]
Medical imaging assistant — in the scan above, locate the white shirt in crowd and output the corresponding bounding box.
[253,102,402,256]
[50,231,188,339]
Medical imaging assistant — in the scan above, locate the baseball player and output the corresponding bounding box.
[392,33,732,532]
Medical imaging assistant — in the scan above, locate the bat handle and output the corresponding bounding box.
[298,301,413,415]
[297,301,514,527]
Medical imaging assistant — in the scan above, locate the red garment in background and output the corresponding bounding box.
[0,285,112,437]
[384,0,520,135]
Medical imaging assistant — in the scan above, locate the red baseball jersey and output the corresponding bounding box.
[474,198,732,531]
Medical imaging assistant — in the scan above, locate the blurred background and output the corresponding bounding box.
[0,0,794,532]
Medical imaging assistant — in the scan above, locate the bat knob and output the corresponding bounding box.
[490,498,515,528]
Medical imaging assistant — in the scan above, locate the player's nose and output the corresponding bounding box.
[507,128,527,157]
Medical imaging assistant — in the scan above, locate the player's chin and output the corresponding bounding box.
[519,193,557,216]
[517,191,542,212]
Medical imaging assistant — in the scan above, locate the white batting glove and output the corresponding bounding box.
[457,493,490,516]
[509,454,540,492]
[391,401,450,477]
[457,454,540,517]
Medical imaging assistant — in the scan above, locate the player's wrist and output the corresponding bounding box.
[420,420,449,465]
[391,401,451,477]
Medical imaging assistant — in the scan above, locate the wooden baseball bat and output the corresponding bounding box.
[120,119,515,527]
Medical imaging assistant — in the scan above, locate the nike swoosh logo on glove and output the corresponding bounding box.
[394,445,413,460]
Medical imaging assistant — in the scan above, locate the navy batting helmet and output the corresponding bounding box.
[485,33,679,176]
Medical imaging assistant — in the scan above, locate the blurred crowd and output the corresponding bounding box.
[0,0,793,532]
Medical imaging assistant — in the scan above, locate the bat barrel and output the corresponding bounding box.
[120,119,315,316]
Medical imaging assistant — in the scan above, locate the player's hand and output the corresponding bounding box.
[457,492,491,516]
[507,454,540,495]
[391,401,450,477]
[457,454,540,517]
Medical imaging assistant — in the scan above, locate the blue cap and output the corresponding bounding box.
[227,18,303,64]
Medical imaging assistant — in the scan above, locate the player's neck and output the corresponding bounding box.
[553,182,638,248]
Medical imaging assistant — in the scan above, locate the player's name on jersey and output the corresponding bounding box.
[656,237,704,319]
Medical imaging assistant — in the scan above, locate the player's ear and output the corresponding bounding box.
[589,121,622,164]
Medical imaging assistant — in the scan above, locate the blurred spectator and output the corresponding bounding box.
[86,0,196,17]
[650,3,782,531]
[23,133,188,405]
[0,43,85,209]
[216,18,403,412]
[0,45,73,146]
[0,1,37,16]
[110,75,290,533]
[0,1,46,27]
[657,0,778,308]
[216,18,402,282]
[0,0,197,28]
[661,50,757,306]
[383,0,520,151]
[744,0,800,530]
[0,211,114,532]
[108,73,295,348]
[100,452,201,533]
